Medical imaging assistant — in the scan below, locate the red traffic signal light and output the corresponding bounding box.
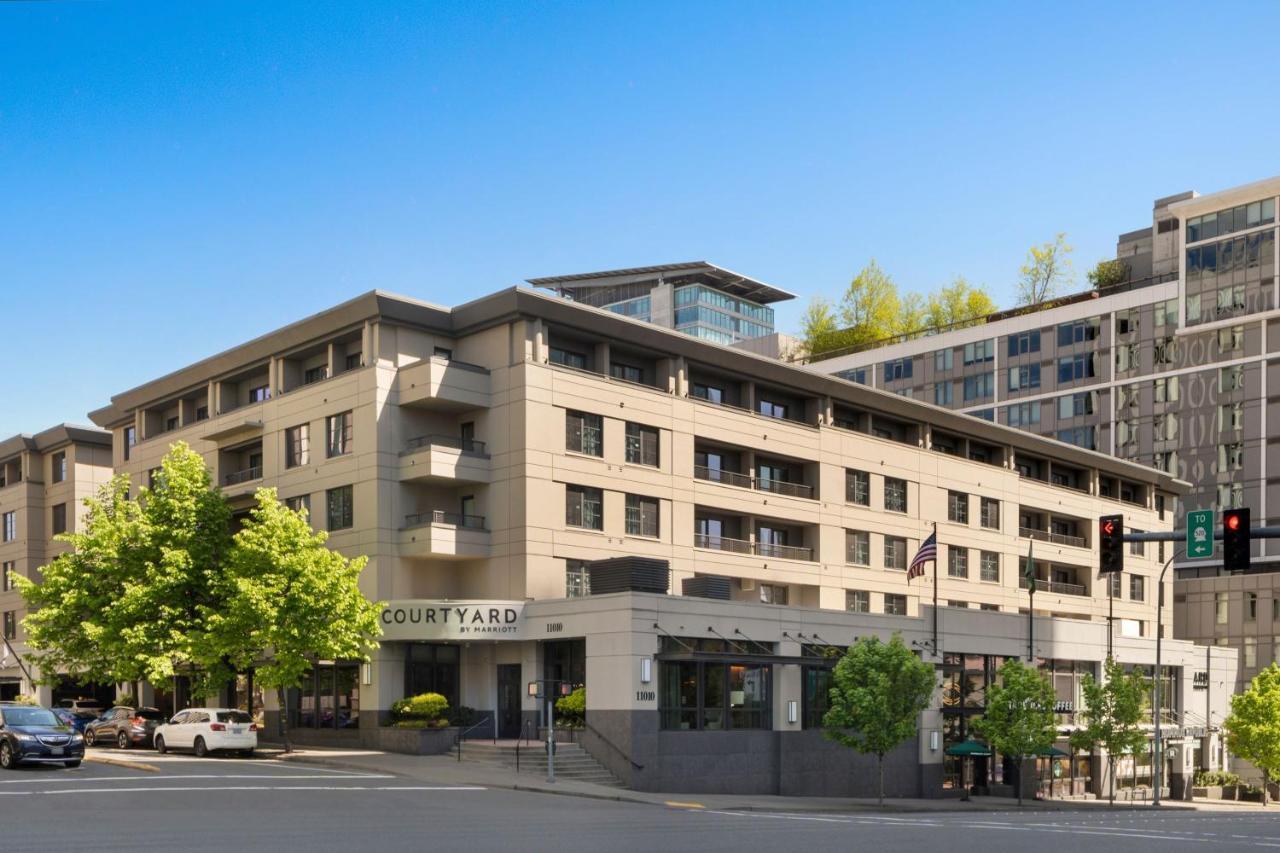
[1226,514,1242,531]
[1099,514,1124,574]
[1223,508,1250,573]
[1101,518,1116,536]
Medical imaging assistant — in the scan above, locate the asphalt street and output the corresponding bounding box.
[3,750,1280,852]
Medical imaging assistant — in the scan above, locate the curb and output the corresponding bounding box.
[84,753,160,773]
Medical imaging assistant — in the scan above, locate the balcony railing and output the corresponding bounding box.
[694,533,813,561]
[223,466,262,486]
[405,434,488,455]
[1020,576,1088,597]
[1019,526,1087,549]
[692,465,814,499]
[405,510,487,530]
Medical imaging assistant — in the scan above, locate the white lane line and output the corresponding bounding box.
[0,785,486,796]
[0,773,394,785]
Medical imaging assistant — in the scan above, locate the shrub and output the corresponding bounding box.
[389,692,449,724]
[1195,770,1242,787]
[115,694,138,707]
[448,705,478,727]
[12,694,38,706]
[555,687,585,728]
[392,718,450,730]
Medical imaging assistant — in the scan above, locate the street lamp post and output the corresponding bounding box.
[1152,550,1179,808]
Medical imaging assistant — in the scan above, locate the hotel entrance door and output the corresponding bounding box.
[497,664,522,739]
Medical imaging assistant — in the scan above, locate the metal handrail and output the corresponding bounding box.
[693,532,813,561]
[583,721,644,770]
[1018,526,1087,549]
[405,434,488,455]
[694,533,753,555]
[693,465,752,489]
[405,511,487,529]
[516,719,535,773]
[223,466,262,486]
[1019,577,1087,597]
[755,541,814,561]
[454,717,490,762]
[755,477,814,499]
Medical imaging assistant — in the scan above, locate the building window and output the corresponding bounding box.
[1057,318,1099,347]
[624,423,659,467]
[285,494,311,517]
[691,382,724,404]
[1216,592,1229,625]
[883,593,907,616]
[1128,530,1145,556]
[846,469,870,506]
[1218,482,1244,509]
[1218,325,1245,354]
[624,494,659,538]
[565,485,603,531]
[1005,401,1040,427]
[249,385,271,403]
[1129,574,1145,602]
[1218,442,1244,472]
[979,551,999,583]
[963,373,994,401]
[948,547,968,578]
[1007,330,1040,356]
[124,425,136,461]
[759,584,789,605]
[980,603,1000,612]
[1153,376,1179,403]
[846,530,870,566]
[195,405,209,421]
[566,559,590,598]
[884,358,913,381]
[1245,637,1258,669]
[549,346,587,370]
[659,658,771,731]
[304,365,329,385]
[2,611,14,641]
[979,497,1000,530]
[1056,427,1096,450]
[1007,364,1040,392]
[326,486,353,531]
[934,349,954,372]
[884,477,907,513]
[884,536,907,570]
[934,382,953,406]
[565,410,603,456]
[1246,592,1258,622]
[963,340,994,364]
[1220,364,1245,392]
[344,352,362,370]
[1115,343,1140,373]
[610,362,644,384]
[947,491,969,525]
[1058,392,1095,419]
[326,411,353,457]
[286,424,310,468]
[757,398,789,420]
[846,590,870,613]
[1057,353,1097,384]
[51,451,66,484]
[51,503,67,536]
[1219,403,1243,433]
[2,512,13,542]
[1,561,13,592]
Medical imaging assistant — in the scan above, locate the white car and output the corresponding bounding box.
[153,708,257,758]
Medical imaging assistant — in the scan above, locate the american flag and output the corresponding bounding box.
[906,527,937,581]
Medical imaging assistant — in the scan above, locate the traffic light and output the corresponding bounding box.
[1223,507,1250,573]
[1099,514,1124,574]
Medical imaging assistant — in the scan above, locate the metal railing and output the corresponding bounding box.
[755,478,814,499]
[1018,526,1087,549]
[693,465,753,489]
[404,434,488,455]
[454,717,492,762]
[515,719,535,773]
[404,510,487,529]
[693,533,814,562]
[223,466,262,486]
[583,721,644,771]
[1019,577,1088,597]
[692,465,814,499]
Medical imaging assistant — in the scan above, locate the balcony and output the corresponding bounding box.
[1018,526,1087,549]
[399,511,490,560]
[223,466,263,487]
[692,465,815,500]
[395,356,490,411]
[693,533,814,562]
[1020,576,1088,597]
[400,435,490,484]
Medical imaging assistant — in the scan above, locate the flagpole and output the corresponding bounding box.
[932,523,939,657]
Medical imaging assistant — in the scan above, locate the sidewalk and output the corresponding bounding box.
[258,743,1218,814]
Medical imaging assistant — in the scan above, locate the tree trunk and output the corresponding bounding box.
[277,686,292,754]
[1016,757,1024,807]
[878,754,885,806]
[1109,756,1116,805]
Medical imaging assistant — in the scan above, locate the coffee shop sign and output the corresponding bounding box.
[379,600,525,641]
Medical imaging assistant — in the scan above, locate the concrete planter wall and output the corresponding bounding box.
[373,726,459,755]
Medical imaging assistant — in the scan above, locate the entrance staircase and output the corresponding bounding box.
[451,739,624,787]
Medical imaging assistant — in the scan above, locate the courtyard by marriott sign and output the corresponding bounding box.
[379,600,526,641]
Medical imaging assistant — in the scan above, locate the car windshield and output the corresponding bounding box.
[217,711,253,723]
[136,709,165,720]
[3,708,60,727]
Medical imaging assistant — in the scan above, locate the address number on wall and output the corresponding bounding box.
[636,690,656,702]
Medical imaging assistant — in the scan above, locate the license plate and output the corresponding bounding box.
[230,727,243,734]
[51,747,64,756]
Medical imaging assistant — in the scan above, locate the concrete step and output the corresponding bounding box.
[450,740,623,787]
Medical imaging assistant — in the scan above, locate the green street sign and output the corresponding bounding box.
[1187,510,1214,559]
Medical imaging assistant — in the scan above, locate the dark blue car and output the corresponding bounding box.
[0,706,85,769]
[51,707,93,734]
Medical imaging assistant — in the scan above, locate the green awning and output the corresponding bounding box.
[945,738,993,757]
[1037,745,1070,757]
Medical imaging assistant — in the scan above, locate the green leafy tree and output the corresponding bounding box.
[1087,258,1129,290]
[839,260,903,347]
[896,292,928,338]
[971,659,1056,806]
[800,297,859,357]
[823,634,935,804]
[556,686,586,728]
[1069,658,1149,804]
[1016,233,1074,306]
[207,488,381,752]
[925,276,998,330]
[1225,663,1280,806]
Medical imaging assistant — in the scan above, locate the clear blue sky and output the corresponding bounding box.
[3,1,1279,437]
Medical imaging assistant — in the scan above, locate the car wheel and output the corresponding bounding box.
[0,742,15,770]
[193,737,208,758]
[154,736,167,755]
[117,731,130,750]
[64,760,82,769]
[84,729,96,747]
[240,749,254,758]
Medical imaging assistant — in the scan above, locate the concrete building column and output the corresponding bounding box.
[775,638,802,733]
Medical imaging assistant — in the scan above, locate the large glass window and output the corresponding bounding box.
[980,497,1000,530]
[884,477,907,513]
[326,411,352,457]
[286,423,310,468]
[980,551,999,582]
[846,469,870,505]
[948,491,969,524]
[883,593,907,615]
[659,658,771,731]
[565,410,603,456]
[624,494,659,537]
[624,422,659,467]
[884,537,907,570]
[846,530,870,565]
[403,644,460,714]
[566,559,590,597]
[549,346,587,369]
[326,485,353,530]
[846,590,870,612]
[884,358,913,381]
[948,547,968,578]
[566,485,603,530]
[1007,330,1040,356]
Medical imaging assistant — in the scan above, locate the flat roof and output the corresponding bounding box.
[526,261,795,305]
[0,423,111,461]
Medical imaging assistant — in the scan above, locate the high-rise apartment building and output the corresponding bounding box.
[0,425,113,702]
[808,175,1280,696]
[83,286,1231,797]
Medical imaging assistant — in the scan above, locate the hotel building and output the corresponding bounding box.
[80,282,1233,796]
[0,424,113,702]
[808,176,1280,699]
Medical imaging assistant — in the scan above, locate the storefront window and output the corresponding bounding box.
[405,644,460,712]
[659,653,773,731]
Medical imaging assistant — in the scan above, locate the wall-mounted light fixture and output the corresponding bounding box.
[929,730,940,751]
[787,700,798,724]
[640,658,652,684]
[362,663,372,685]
